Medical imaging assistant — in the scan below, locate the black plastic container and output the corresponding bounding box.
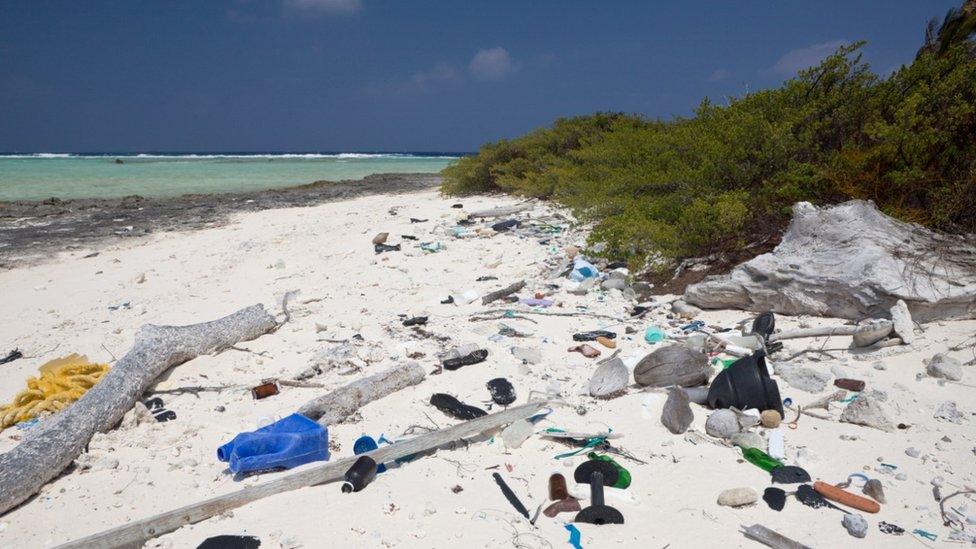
[706,351,784,416]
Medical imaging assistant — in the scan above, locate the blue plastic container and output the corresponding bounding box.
[353,435,388,473]
[644,326,666,343]
[217,413,329,474]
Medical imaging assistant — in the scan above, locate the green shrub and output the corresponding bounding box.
[442,38,976,272]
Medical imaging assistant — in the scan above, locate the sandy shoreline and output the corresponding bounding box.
[0,189,973,548]
[0,173,440,269]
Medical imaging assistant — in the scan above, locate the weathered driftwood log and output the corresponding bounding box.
[56,400,549,549]
[768,321,892,344]
[297,362,425,426]
[481,280,526,305]
[469,204,532,218]
[0,305,277,516]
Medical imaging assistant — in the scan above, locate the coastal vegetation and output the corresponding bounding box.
[441,5,976,272]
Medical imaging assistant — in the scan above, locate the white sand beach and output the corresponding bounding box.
[0,189,973,548]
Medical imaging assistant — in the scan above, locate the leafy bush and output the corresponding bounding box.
[442,37,976,272]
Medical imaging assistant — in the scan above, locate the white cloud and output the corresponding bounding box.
[369,47,517,95]
[407,63,461,91]
[468,47,516,81]
[708,68,730,82]
[284,0,361,14]
[769,39,848,76]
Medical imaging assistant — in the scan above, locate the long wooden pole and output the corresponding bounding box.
[56,400,549,549]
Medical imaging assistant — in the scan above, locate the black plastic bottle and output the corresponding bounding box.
[341,455,378,493]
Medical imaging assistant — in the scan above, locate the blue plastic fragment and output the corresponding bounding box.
[846,473,870,485]
[565,524,583,549]
[353,435,388,473]
[681,320,705,332]
[527,408,554,424]
[913,529,937,541]
[217,413,329,474]
[569,259,600,282]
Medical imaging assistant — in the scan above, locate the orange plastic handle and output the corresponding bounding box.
[813,481,881,513]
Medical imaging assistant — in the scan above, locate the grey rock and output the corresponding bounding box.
[934,400,963,424]
[774,362,832,393]
[889,299,914,344]
[671,299,702,319]
[717,487,758,507]
[601,277,628,291]
[660,387,694,434]
[684,200,976,322]
[863,478,886,503]
[634,345,710,388]
[632,282,654,302]
[840,396,895,432]
[852,320,893,348]
[731,432,765,451]
[905,447,921,458]
[705,409,741,439]
[588,357,629,397]
[927,353,963,381]
[843,513,868,538]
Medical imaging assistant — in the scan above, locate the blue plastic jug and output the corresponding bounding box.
[217,413,329,474]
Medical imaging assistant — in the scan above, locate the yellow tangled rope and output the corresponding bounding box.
[0,354,110,430]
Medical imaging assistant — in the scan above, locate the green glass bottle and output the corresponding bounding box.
[743,447,784,472]
[587,452,632,489]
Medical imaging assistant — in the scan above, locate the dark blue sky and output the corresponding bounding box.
[0,0,960,153]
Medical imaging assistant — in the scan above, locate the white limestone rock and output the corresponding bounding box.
[685,201,976,321]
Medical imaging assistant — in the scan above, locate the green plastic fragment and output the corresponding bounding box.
[711,357,737,369]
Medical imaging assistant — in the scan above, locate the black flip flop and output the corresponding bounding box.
[572,330,616,342]
[796,484,842,511]
[763,487,786,511]
[752,312,776,340]
[443,349,488,371]
[402,316,428,326]
[771,465,811,484]
[143,397,177,422]
[486,378,516,405]
[430,393,486,420]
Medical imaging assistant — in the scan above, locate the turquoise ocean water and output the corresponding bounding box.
[0,153,457,201]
